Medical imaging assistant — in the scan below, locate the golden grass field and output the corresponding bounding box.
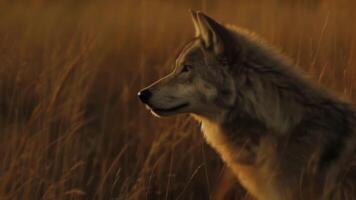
[0,0,355,199]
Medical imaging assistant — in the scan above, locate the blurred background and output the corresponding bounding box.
[0,0,355,199]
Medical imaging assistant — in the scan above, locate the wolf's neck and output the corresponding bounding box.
[227,34,312,135]
[231,63,307,135]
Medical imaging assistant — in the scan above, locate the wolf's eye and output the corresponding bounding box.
[181,64,192,73]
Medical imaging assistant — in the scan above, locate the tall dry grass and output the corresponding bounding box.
[0,0,355,199]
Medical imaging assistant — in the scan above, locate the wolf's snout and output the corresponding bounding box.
[138,89,152,103]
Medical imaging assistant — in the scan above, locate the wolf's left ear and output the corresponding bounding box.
[191,11,226,55]
[190,10,200,37]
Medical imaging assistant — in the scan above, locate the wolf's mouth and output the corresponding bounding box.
[151,103,189,114]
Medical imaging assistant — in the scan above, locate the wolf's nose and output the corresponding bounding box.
[138,89,152,103]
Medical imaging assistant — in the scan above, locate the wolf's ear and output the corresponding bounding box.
[190,10,200,37]
[194,11,225,55]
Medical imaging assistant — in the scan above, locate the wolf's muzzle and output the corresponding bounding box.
[138,89,152,103]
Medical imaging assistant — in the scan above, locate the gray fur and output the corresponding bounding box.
[138,11,356,200]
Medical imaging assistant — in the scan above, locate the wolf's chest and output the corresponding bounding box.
[200,121,234,163]
[200,120,251,179]
[200,121,224,149]
[199,119,281,200]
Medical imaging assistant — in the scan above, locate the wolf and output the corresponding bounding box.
[138,11,356,200]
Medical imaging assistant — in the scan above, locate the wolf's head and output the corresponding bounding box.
[138,11,238,120]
